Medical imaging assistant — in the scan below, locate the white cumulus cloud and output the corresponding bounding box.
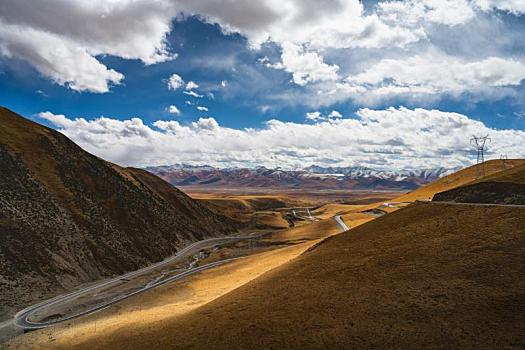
[185,81,199,90]
[305,112,322,121]
[2,0,524,108]
[329,110,343,118]
[0,1,175,92]
[377,0,475,27]
[0,0,525,106]
[269,42,340,86]
[167,74,184,90]
[474,0,525,14]
[168,105,181,115]
[0,21,124,93]
[306,110,343,122]
[345,53,525,98]
[37,107,525,170]
[0,0,429,94]
[192,0,425,50]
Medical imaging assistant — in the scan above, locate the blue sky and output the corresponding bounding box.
[1,1,525,169]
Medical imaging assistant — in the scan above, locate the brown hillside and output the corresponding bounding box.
[470,162,525,184]
[191,195,306,229]
[72,203,525,350]
[395,159,525,202]
[433,161,525,204]
[0,107,234,320]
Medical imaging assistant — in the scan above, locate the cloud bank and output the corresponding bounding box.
[38,107,525,170]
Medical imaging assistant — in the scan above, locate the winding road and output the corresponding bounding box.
[334,215,349,231]
[14,258,244,330]
[292,208,317,221]
[417,200,525,208]
[13,234,260,330]
[12,212,353,331]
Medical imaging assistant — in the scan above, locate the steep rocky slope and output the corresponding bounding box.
[0,107,234,320]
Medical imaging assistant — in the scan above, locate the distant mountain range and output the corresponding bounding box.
[146,164,457,190]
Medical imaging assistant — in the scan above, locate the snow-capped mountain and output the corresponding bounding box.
[145,164,458,191]
[304,166,454,181]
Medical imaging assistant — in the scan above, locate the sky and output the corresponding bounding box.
[1,0,525,170]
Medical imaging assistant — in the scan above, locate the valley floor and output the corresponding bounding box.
[6,172,525,349]
[186,187,403,205]
[3,189,385,348]
[6,214,363,349]
[8,202,523,350]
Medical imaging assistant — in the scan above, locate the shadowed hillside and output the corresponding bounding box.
[395,159,525,202]
[433,162,525,204]
[0,107,235,320]
[191,195,308,229]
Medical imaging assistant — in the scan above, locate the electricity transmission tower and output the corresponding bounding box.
[471,135,491,177]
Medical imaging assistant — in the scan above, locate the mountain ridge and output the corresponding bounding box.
[0,107,235,320]
[145,163,456,190]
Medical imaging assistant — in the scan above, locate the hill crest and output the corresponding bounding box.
[0,107,234,320]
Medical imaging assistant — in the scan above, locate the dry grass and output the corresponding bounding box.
[252,211,290,229]
[6,242,316,350]
[186,187,401,206]
[432,161,525,205]
[188,194,306,228]
[27,202,522,350]
[470,162,525,185]
[394,159,525,202]
[190,194,306,209]
[269,217,341,242]
[6,216,343,349]
[312,203,368,219]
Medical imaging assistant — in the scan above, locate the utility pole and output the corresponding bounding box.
[471,135,491,178]
[500,154,508,170]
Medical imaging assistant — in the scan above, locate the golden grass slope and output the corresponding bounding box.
[10,202,524,349]
[6,243,314,350]
[469,162,525,185]
[5,119,523,350]
[6,217,343,349]
[189,194,308,228]
[394,159,525,202]
[431,161,525,204]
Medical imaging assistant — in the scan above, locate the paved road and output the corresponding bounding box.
[334,215,349,231]
[417,200,525,208]
[292,208,318,221]
[0,319,13,332]
[13,211,356,331]
[14,258,243,330]
[274,206,317,211]
[13,234,260,330]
